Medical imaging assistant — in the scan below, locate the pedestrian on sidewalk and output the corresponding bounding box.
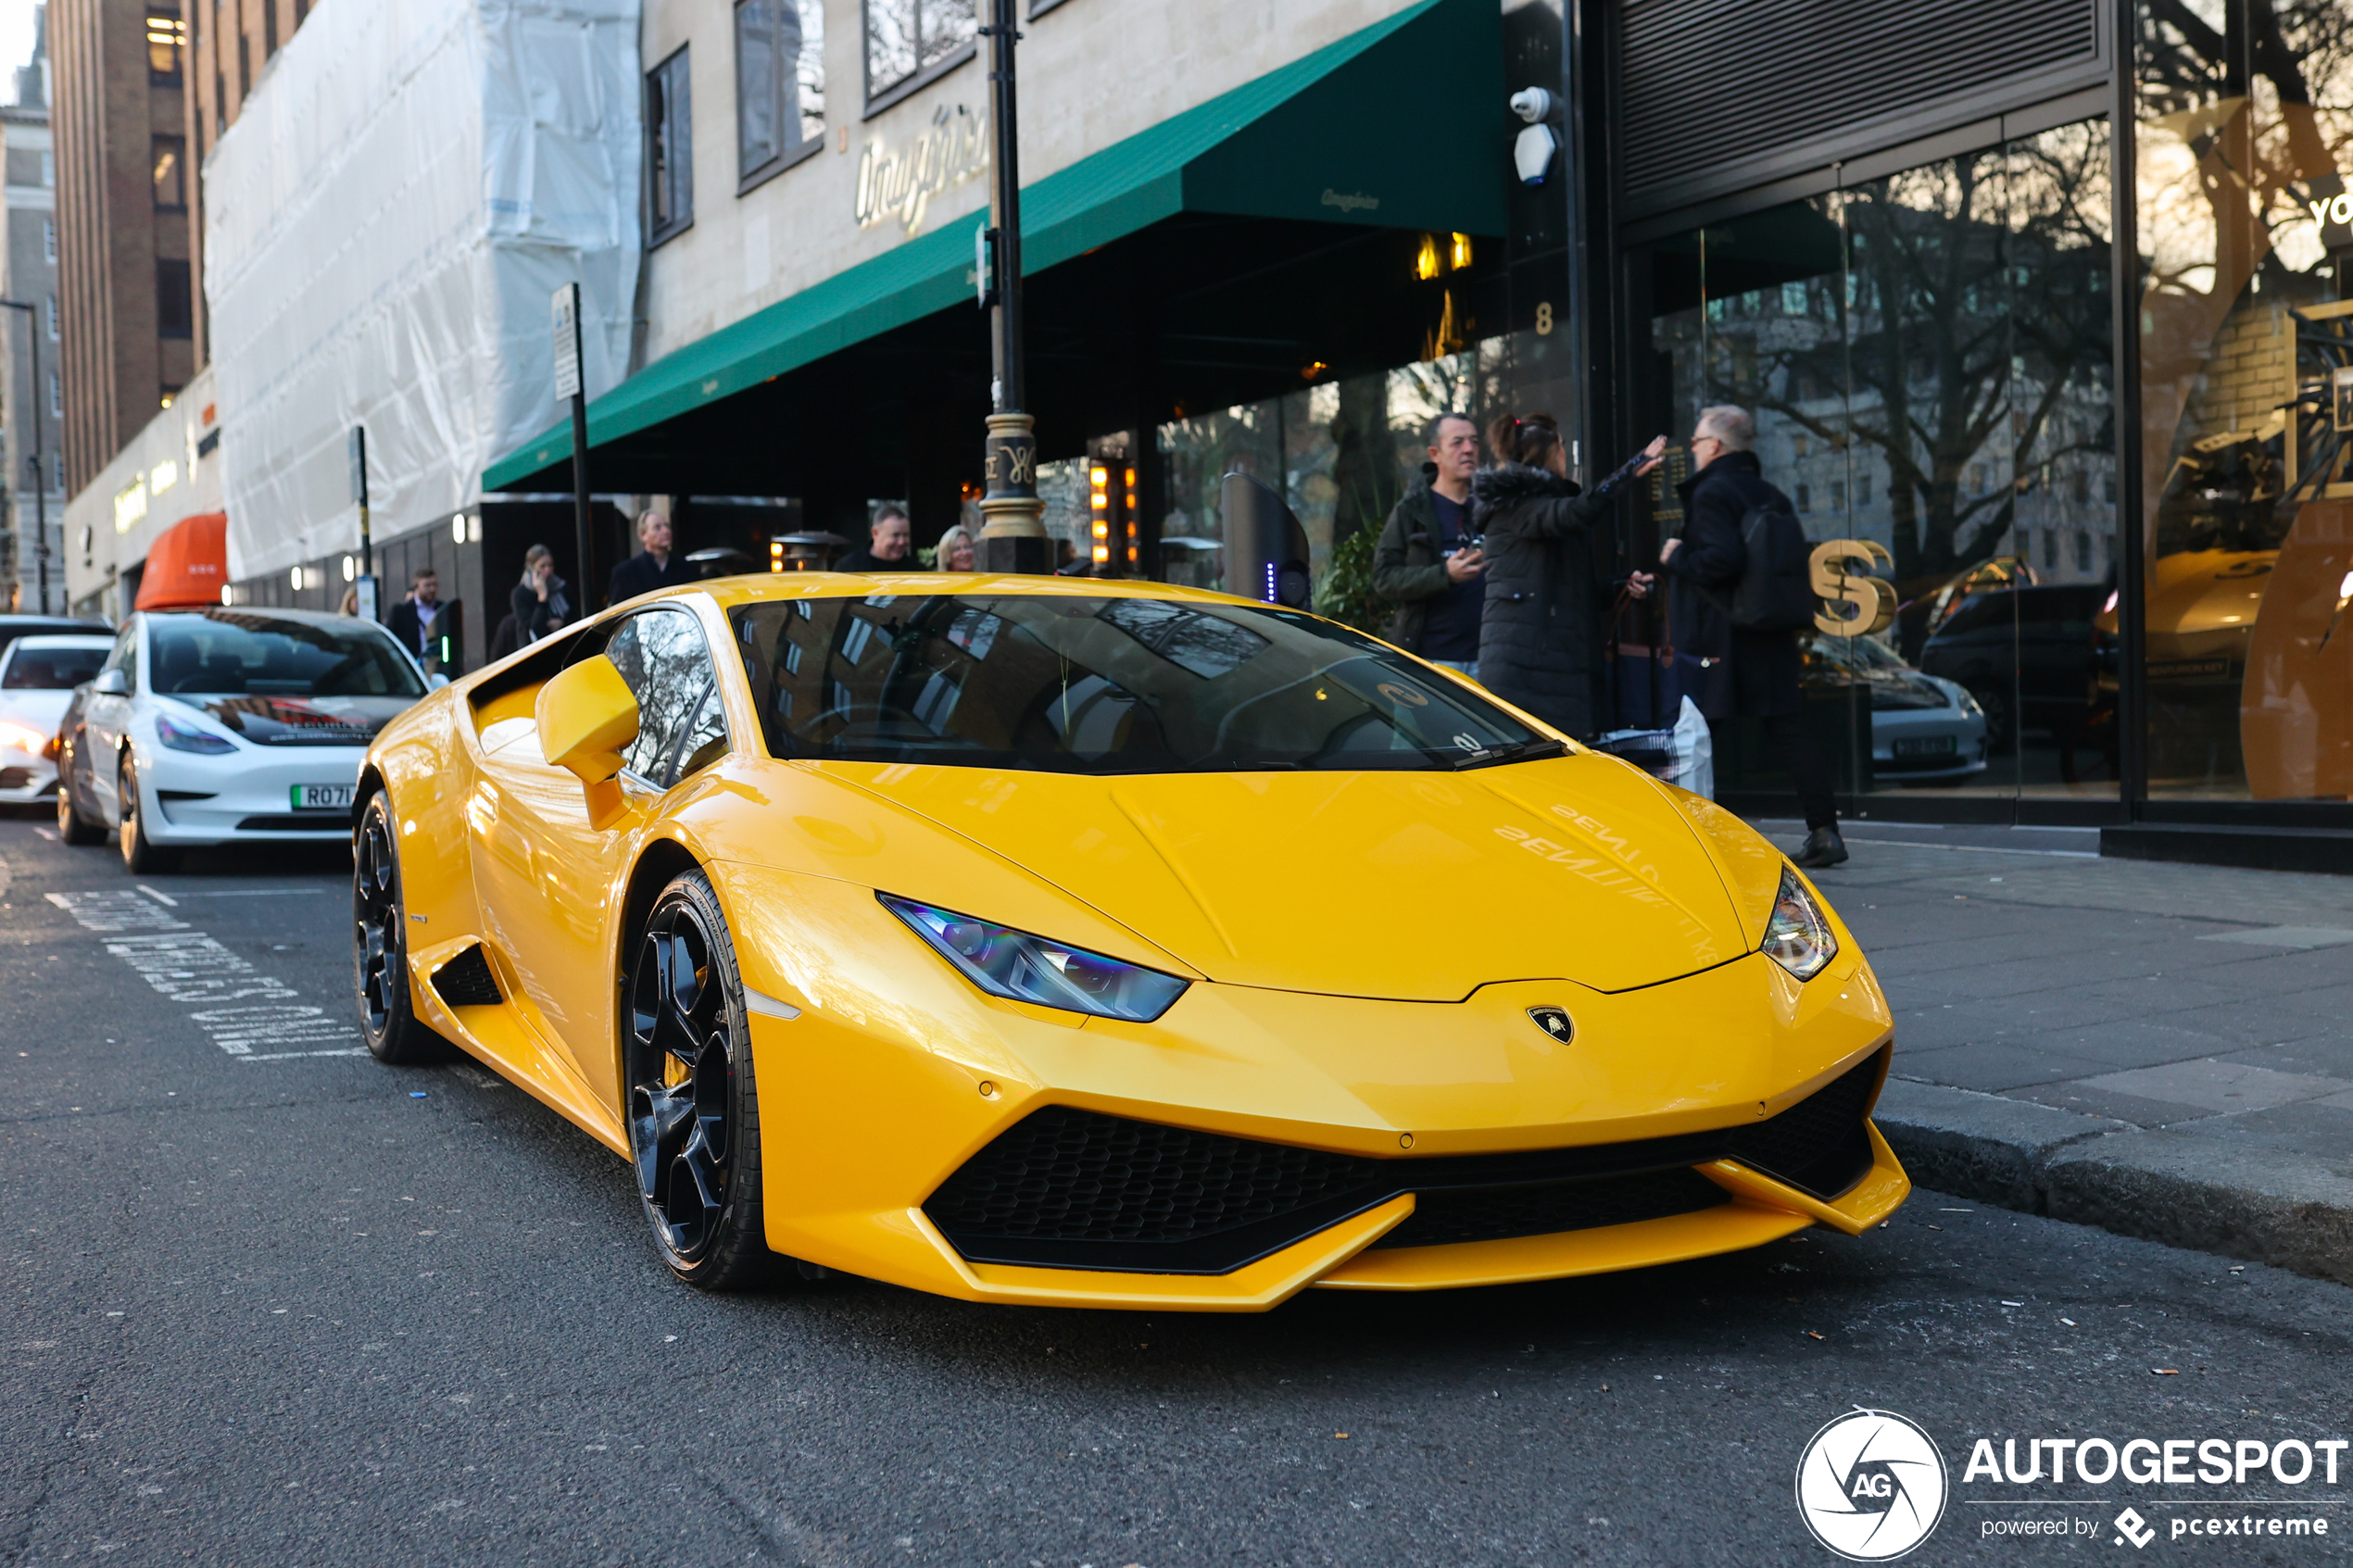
[1372,411,1487,676]
[835,505,914,571]
[933,524,977,571]
[608,508,691,606]
[1469,412,1665,738]
[387,566,458,674]
[1660,404,1845,868]
[512,545,573,645]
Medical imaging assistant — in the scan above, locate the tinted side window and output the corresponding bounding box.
[603,609,729,788]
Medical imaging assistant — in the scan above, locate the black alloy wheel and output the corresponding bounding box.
[56,743,103,845]
[116,757,177,873]
[1969,683,2017,754]
[624,870,776,1289]
[354,790,441,1064]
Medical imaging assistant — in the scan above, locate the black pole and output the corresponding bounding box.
[0,298,46,612]
[975,0,1047,573]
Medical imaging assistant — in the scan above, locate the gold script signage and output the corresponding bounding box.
[856,104,988,237]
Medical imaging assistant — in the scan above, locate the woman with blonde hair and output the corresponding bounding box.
[934,525,977,572]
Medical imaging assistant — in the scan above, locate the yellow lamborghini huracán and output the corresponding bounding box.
[353,574,1906,1310]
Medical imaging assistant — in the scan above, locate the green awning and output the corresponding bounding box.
[484,0,1503,491]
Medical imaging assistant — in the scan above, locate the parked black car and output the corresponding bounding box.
[1918,583,2107,750]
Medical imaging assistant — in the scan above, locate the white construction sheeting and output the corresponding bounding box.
[206,0,640,581]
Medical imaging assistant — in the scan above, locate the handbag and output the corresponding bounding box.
[1604,588,1677,731]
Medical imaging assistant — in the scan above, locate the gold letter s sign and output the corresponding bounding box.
[1810,539,1896,636]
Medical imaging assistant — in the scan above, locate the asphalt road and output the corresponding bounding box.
[4,814,2350,1567]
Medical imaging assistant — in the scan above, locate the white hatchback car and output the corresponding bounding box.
[57,607,434,872]
[0,634,116,803]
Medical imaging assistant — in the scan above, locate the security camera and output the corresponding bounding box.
[1509,87,1554,124]
[1515,123,1558,186]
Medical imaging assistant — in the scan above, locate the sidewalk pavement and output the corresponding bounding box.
[1751,819,2353,1286]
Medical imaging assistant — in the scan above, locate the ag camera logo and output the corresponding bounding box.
[1795,1409,1949,1561]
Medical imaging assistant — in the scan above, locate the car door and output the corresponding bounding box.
[82,621,142,824]
[469,606,731,1105]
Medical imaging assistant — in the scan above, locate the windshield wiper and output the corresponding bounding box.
[1447,737,1567,771]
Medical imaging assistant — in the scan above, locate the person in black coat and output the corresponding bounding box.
[1469,413,1664,739]
[511,544,573,645]
[608,509,693,606]
[1661,404,1844,867]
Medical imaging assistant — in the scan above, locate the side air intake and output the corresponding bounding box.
[430,945,503,1008]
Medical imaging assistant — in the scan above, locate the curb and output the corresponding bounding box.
[1871,1077,2353,1288]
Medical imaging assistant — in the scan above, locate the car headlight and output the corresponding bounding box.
[1761,866,1839,981]
[1956,687,1984,717]
[0,719,46,756]
[156,712,237,755]
[880,893,1189,1022]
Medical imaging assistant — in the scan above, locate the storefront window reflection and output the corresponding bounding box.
[2136,0,2353,801]
[1630,118,2119,803]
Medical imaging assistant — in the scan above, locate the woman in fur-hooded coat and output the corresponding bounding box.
[1470,413,1662,738]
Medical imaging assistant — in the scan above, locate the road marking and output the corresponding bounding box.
[2197,925,2353,950]
[136,884,180,907]
[47,889,360,1060]
[1822,837,2100,859]
[46,890,186,931]
[32,825,57,840]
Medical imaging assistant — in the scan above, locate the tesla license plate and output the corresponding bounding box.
[292,784,357,810]
[1893,736,1957,757]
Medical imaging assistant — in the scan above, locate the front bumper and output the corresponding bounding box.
[713,861,1909,1311]
[133,741,369,844]
[1870,706,1990,781]
[0,746,57,802]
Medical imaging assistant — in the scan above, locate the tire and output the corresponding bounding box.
[117,757,179,873]
[353,790,446,1065]
[623,869,778,1290]
[56,745,103,845]
[1968,683,2017,755]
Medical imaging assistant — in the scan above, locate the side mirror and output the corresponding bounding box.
[535,654,638,827]
[91,668,129,696]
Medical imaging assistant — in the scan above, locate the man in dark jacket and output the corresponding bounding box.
[608,508,692,606]
[1371,413,1484,668]
[835,506,914,572]
[385,567,459,675]
[1661,405,1844,868]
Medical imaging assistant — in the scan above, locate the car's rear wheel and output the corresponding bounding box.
[354,791,444,1065]
[56,746,103,845]
[624,870,776,1290]
[117,758,178,873]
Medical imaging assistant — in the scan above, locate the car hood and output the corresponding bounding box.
[824,753,1749,1000]
[167,693,417,746]
[0,690,74,732]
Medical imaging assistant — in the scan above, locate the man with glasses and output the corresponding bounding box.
[1660,405,1845,868]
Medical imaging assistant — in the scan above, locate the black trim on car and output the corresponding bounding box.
[923,1046,1890,1274]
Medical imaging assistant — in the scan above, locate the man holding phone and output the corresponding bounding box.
[1374,412,1488,675]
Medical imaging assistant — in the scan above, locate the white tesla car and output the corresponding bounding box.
[0,634,115,804]
[57,607,432,872]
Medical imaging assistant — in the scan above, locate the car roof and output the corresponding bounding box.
[0,615,104,630]
[653,571,1255,615]
[140,605,400,634]
[4,634,114,650]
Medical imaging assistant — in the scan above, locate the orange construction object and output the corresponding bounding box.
[134,511,229,610]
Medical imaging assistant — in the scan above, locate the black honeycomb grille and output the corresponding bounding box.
[1374,1168,1729,1250]
[430,945,503,1009]
[925,1047,1889,1274]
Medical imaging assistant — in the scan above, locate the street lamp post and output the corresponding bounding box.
[0,298,51,613]
[975,0,1048,574]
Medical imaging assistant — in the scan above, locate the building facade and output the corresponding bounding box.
[181,0,316,368]
[0,11,65,612]
[1581,0,2351,863]
[51,0,193,497]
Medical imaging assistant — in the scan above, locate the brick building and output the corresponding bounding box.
[51,0,191,497]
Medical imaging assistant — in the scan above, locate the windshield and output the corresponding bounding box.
[3,642,109,689]
[729,594,1548,772]
[147,611,424,698]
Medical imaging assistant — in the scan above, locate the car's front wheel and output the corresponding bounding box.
[117,757,177,873]
[354,791,443,1065]
[624,869,776,1290]
[56,745,103,845]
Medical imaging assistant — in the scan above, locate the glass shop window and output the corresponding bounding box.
[736,0,825,188]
